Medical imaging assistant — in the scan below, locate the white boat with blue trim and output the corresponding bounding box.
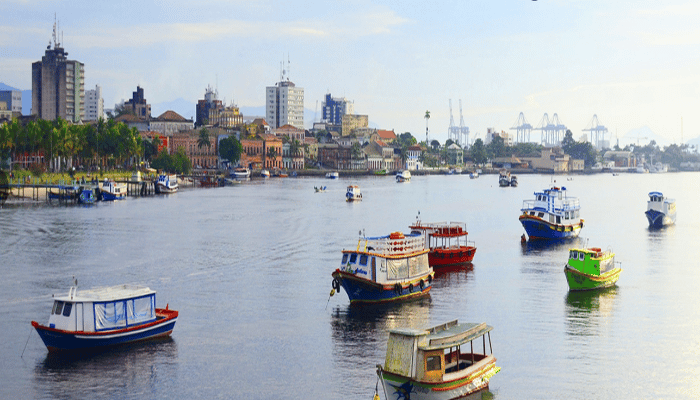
[155,174,178,194]
[331,231,434,304]
[31,283,178,352]
[519,186,584,240]
[99,179,127,201]
[396,170,412,182]
[645,192,676,228]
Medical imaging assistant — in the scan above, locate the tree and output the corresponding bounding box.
[486,135,507,159]
[219,136,242,166]
[424,110,430,143]
[561,129,576,153]
[197,127,211,150]
[470,138,488,165]
[350,142,363,160]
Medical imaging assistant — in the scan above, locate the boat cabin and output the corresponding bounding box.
[346,185,362,201]
[46,285,157,332]
[568,248,615,276]
[340,232,429,284]
[647,191,675,210]
[522,187,580,224]
[384,320,495,383]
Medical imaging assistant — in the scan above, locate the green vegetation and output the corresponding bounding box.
[151,147,192,175]
[218,136,242,166]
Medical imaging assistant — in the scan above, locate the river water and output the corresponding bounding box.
[2,172,700,399]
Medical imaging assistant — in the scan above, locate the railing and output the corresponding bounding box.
[359,234,426,255]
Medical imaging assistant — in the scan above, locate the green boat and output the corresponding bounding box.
[564,247,622,291]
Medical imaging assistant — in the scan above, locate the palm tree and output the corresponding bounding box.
[197,128,211,153]
[424,110,431,144]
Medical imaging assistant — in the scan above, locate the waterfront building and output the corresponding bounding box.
[273,124,304,142]
[446,143,464,165]
[370,129,397,145]
[31,25,85,122]
[266,74,304,130]
[123,86,151,120]
[140,131,169,154]
[406,144,422,171]
[170,128,219,168]
[150,110,194,136]
[85,85,104,121]
[239,135,283,170]
[282,142,305,170]
[341,114,368,136]
[0,90,22,116]
[318,143,351,170]
[114,114,149,132]
[322,93,354,125]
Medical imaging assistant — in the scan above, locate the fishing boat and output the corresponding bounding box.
[232,167,251,179]
[498,169,510,187]
[314,186,327,193]
[645,191,676,228]
[396,170,412,182]
[469,170,480,179]
[409,220,477,267]
[326,171,339,179]
[519,186,584,240]
[155,174,178,194]
[346,185,362,201]
[510,175,518,187]
[199,176,222,187]
[78,187,96,204]
[31,282,178,352]
[564,247,622,291]
[261,169,270,178]
[376,319,500,400]
[331,231,434,304]
[99,179,127,201]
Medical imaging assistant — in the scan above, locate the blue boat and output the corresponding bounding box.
[32,283,178,352]
[645,192,676,228]
[331,231,434,304]
[99,179,127,201]
[519,186,584,240]
[78,188,96,204]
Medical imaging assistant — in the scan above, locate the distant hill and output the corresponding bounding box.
[620,126,669,147]
[0,82,32,115]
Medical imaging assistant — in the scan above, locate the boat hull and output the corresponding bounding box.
[519,215,583,240]
[332,270,433,304]
[645,209,675,228]
[100,191,126,201]
[565,265,622,291]
[429,247,476,267]
[155,183,178,194]
[379,362,500,400]
[31,308,178,352]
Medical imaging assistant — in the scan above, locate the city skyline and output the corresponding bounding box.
[2,1,699,145]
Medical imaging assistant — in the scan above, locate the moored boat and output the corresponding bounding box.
[326,172,339,179]
[232,167,251,179]
[396,170,412,182]
[510,175,518,187]
[469,169,480,179]
[519,186,583,240]
[346,185,362,201]
[645,191,676,228]
[261,169,270,178]
[31,282,178,352]
[199,175,222,187]
[314,185,327,192]
[410,220,476,267]
[99,179,127,201]
[564,247,622,291]
[331,231,434,304]
[498,169,510,187]
[376,319,500,400]
[155,174,179,194]
[78,187,96,204]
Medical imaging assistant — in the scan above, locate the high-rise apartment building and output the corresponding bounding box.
[85,84,104,121]
[322,93,354,125]
[31,23,84,122]
[266,76,304,130]
[123,86,151,120]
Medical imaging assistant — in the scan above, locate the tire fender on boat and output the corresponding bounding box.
[394,283,402,294]
[332,278,340,292]
[419,280,425,290]
[408,284,414,293]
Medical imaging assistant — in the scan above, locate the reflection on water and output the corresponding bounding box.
[564,286,619,338]
[520,237,584,256]
[34,338,178,399]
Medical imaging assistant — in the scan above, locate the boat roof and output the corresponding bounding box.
[53,284,156,302]
[648,191,663,197]
[389,320,493,351]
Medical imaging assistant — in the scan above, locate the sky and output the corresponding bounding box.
[2,0,699,146]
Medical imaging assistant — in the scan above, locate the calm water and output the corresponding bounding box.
[2,172,700,399]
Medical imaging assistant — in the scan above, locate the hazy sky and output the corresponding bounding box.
[2,0,699,145]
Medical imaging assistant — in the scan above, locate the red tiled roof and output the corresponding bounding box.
[156,110,188,121]
[377,130,396,139]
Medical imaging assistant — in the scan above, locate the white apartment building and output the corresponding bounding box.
[266,80,304,130]
[85,84,104,121]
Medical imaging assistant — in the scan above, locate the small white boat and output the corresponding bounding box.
[454,167,463,174]
[314,186,327,192]
[377,319,500,400]
[326,172,339,179]
[346,185,362,201]
[31,282,178,352]
[232,167,251,179]
[469,169,480,179]
[155,174,178,194]
[396,170,411,182]
[99,179,127,201]
[645,191,676,228]
[261,169,270,178]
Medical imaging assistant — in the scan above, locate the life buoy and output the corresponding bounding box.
[419,280,425,290]
[408,284,414,293]
[332,278,340,292]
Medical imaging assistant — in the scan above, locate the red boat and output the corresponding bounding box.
[409,220,477,267]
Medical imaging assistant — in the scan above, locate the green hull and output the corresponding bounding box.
[565,265,622,291]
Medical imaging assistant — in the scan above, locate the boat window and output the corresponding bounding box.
[538,212,544,218]
[52,301,64,315]
[359,254,368,266]
[342,254,348,264]
[62,302,73,317]
[556,216,561,224]
[579,253,585,261]
[349,253,357,263]
[426,355,442,372]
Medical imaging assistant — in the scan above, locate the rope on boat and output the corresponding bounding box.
[325,289,335,310]
[21,326,32,358]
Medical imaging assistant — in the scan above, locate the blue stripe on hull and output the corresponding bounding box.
[334,274,432,304]
[35,319,177,351]
[645,210,674,228]
[520,217,581,240]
